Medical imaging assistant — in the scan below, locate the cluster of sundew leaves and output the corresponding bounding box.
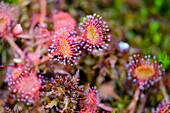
[0,0,112,112]
[68,0,169,112]
[0,0,169,112]
[73,0,170,56]
[47,12,110,65]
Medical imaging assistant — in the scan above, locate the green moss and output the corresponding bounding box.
[4,0,18,4]
[157,51,170,69]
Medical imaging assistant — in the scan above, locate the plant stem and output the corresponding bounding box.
[35,51,59,65]
[98,102,116,112]
[127,86,140,113]
[5,35,23,57]
[39,0,46,26]
[17,34,37,39]
[160,79,169,103]
[34,37,53,47]
[137,89,150,113]
[0,65,15,68]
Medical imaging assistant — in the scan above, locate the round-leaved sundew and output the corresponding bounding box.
[81,84,100,111]
[152,100,170,113]
[0,1,19,36]
[5,65,25,83]
[48,28,81,65]
[9,72,42,105]
[78,13,110,51]
[53,11,76,31]
[127,54,165,90]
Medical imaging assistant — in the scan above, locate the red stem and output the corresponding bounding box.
[5,35,23,57]
[34,37,53,46]
[98,103,116,112]
[17,34,37,39]
[137,89,150,113]
[39,0,46,26]
[160,80,169,103]
[0,65,15,68]
[127,87,140,113]
[35,51,59,65]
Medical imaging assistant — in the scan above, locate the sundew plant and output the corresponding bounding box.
[0,0,169,113]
